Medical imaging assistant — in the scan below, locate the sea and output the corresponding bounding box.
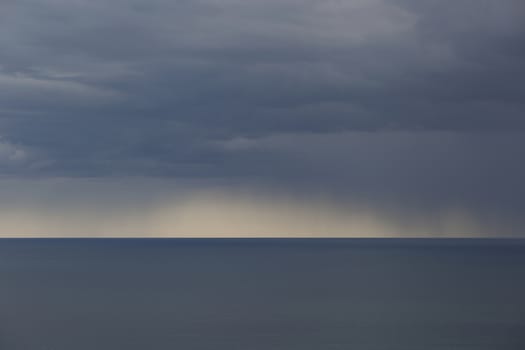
[0,238,524,349]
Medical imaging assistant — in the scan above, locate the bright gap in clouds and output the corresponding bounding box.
[0,177,510,238]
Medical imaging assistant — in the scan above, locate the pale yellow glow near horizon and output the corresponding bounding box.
[0,187,487,238]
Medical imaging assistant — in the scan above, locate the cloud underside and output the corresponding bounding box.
[1,0,524,177]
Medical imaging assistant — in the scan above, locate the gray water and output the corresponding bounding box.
[1,239,524,349]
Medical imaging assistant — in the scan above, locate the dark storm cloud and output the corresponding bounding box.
[0,0,524,185]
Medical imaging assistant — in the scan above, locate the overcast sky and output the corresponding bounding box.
[1,0,524,237]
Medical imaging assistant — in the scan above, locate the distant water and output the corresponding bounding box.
[1,239,524,350]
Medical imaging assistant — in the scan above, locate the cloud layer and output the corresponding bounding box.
[1,0,524,236]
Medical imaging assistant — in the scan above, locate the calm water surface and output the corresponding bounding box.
[0,239,524,349]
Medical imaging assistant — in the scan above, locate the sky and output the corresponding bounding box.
[0,0,524,237]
